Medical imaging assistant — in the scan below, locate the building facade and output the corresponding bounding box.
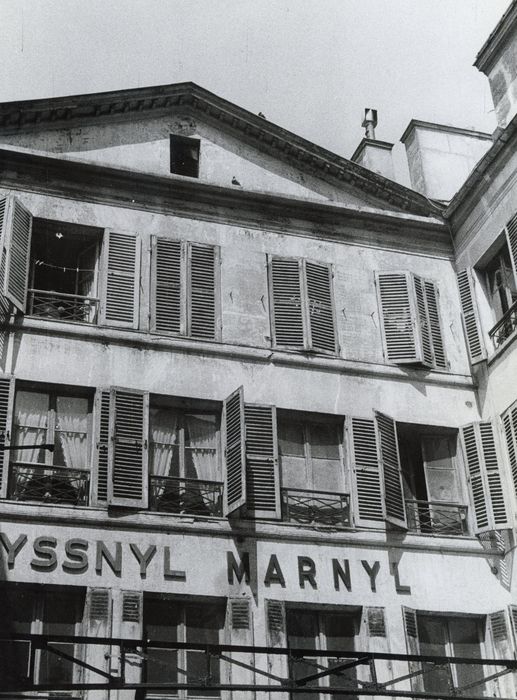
[1,8,517,700]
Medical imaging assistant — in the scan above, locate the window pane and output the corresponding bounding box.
[186,603,224,697]
[310,424,340,459]
[13,391,49,463]
[54,395,89,469]
[144,598,181,688]
[278,422,305,457]
[449,618,485,697]
[150,408,180,477]
[184,413,218,482]
[279,421,307,489]
[418,616,453,694]
[40,589,84,685]
[312,458,343,492]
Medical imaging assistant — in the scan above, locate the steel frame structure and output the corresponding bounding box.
[1,633,517,699]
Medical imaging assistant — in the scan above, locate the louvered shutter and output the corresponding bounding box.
[265,600,288,686]
[0,375,14,498]
[244,404,281,519]
[116,591,143,683]
[376,272,420,364]
[348,417,384,525]
[413,275,433,367]
[509,605,517,647]
[0,196,32,313]
[375,412,407,530]
[188,243,218,340]
[270,257,305,348]
[487,611,516,698]
[402,607,423,693]
[305,261,337,353]
[100,231,140,328]
[505,213,517,286]
[84,588,112,693]
[223,386,246,516]
[92,389,110,506]
[460,422,509,533]
[501,400,517,499]
[424,280,447,369]
[457,269,486,363]
[150,236,182,335]
[227,598,254,697]
[362,608,391,685]
[108,388,148,508]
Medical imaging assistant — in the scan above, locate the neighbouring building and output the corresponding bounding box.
[1,5,517,700]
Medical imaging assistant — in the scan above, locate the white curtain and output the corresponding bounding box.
[151,409,179,477]
[13,391,48,464]
[185,414,217,482]
[55,396,89,470]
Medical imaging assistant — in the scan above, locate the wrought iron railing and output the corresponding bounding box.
[8,462,90,506]
[149,475,224,517]
[28,289,99,324]
[488,298,517,347]
[405,499,468,536]
[281,488,351,527]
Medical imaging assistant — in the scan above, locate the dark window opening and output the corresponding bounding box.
[170,135,200,178]
[482,242,517,323]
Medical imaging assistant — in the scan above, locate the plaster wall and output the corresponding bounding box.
[486,36,517,128]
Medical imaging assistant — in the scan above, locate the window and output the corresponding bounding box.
[2,584,85,687]
[8,386,92,505]
[478,238,517,347]
[150,238,220,341]
[170,135,200,178]
[143,597,225,698]
[376,272,447,369]
[149,400,222,516]
[269,256,338,354]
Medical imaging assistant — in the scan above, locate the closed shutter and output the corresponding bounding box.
[376,272,420,364]
[101,231,140,328]
[0,375,14,498]
[363,608,391,685]
[413,275,433,366]
[424,280,447,369]
[0,196,32,313]
[150,237,182,335]
[457,269,486,363]
[227,598,254,697]
[84,588,112,695]
[348,417,384,525]
[505,213,517,286]
[92,389,110,505]
[270,257,304,348]
[501,400,517,499]
[487,611,515,698]
[375,412,407,530]
[244,404,281,519]
[265,600,288,686]
[116,591,143,684]
[223,386,246,516]
[460,422,509,533]
[305,261,337,353]
[188,243,218,340]
[510,605,517,647]
[108,388,149,508]
[402,607,423,693]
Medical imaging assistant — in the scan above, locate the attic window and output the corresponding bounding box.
[170,135,200,178]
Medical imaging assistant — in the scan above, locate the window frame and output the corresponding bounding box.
[170,134,201,178]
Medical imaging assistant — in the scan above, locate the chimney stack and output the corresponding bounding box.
[351,109,395,181]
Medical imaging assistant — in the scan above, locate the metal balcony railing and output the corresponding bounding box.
[28,289,99,324]
[488,298,517,347]
[8,462,90,506]
[405,499,468,536]
[149,475,224,517]
[281,488,351,527]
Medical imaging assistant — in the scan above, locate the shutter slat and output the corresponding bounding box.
[2,197,32,312]
[245,404,281,518]
[377,273,419,363]
[479,422,508,528]
[457,269,485,363]
[305,261,336,353]
[271,257,305,348]
[94,390,110,504]
[350,417,384,523]
[376,412,407,529]
[502,400,517,500]
[414,276,433,366]
[505,213,517,286]
[190,244,217,340]
[223,387,246,515]
[151,237,182,334]
[102,232,139,328]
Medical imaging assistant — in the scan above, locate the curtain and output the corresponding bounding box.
[150,409,179,477]
[55,396,89,470]
[13,391,49,464]
[184,414,217,481]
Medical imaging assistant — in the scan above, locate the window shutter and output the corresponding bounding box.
[362,607,391,684]
[244,404,281,519]
[229,598,251,631]
[487,611,515,698]
[270,257,304,348]
[92,389,110,506]
[509,605,517,647]
[108,388,149,509]
[376,272,420,364]
[0,195,32,313]
[402,607,423,693]
[266,600,286,646]
[84,588,112,690]
[348,417,384,525]
[460,422,509,533]
[223,386,246,516]
[457,269,486,363]
[424,280,447,369]
[365,607,387,639]
[505,213,517,286]
[150,236,182,335]
[375,412,407,530]
[100,231,140,329]
[117,591,143,683]
[0,375,14,498]
[188,243,218,340]
[501,400,517,500]
[413,275,433,367]
[305,261,337,353]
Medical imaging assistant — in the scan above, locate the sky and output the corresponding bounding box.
[0,0,511,181]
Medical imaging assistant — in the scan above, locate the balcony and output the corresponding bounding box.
[489,299,517,348]
[405,499,468,536]
[149,475,224,517]
[281,488,351,527]
[8,462,90,506]
[28,289,99,324]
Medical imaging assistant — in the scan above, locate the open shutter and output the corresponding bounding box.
[92,389,110,506]
[270,256,304,348]
[505,213,517,286]
[101,231,140,329]
[413,275,433,367]
[376,272,420,364]
[84,588,112,694]
[424,280,447,369]
[150,236,183,335]
[457,269,486,363]
[244,404,281,519]
[501,400,517,499]
[0,375,14,498]
[108,388,148,508]
[375,412,407,530]
[348,417,384,525]
[223,386,246,516]
[510,605,517,647]
[188,243,218,340]
[305,261,337,353]
[479,422,509,528]
[0,196,32,313]
[487,611,516,698]
[402,607,423,693]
